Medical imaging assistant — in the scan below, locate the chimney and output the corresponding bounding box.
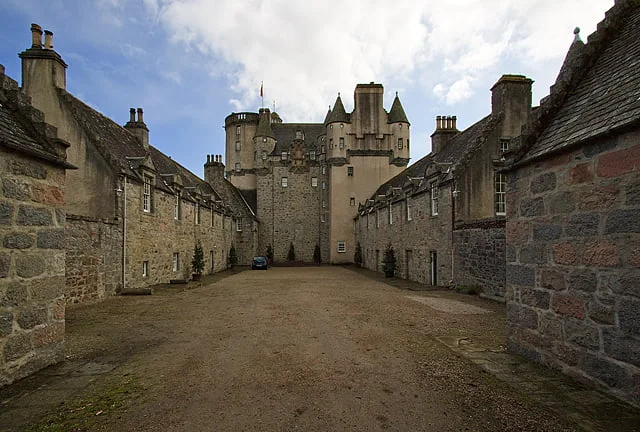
[124,107,149,150]
[31,24,43,48]
[20,23,68,96]
[204,154,226,184]
[43,30,53,50]
[430,115,458,154]
[490,74,533,137]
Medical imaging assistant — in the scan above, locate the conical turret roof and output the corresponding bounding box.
[388,92,409,124]
[326,94,350,123]
[255,108,275,139]
[323,107,332,126]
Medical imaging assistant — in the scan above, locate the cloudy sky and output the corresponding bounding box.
[0,0,613,177]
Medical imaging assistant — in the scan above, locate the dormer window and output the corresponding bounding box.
[500,138,510,154]
[296,130,304,140]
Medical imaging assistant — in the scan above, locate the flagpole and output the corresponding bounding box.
[260,81,264,109]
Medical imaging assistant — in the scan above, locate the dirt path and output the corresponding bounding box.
[1,267,635,431]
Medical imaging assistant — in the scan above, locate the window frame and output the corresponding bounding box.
[142,175,152,213]
[347,166,354,177]
[172,252,179,272]
[431,182,439,216]
[495,172,507,216]
[398,137,403,149]
[406,197,412,221]
[235,141,241,151]
[311,177,318,187]
[142,260,149,277]
[337,241,346,253]
[339,137,345,149]
[281,177,288,187]
[174,193,181,220]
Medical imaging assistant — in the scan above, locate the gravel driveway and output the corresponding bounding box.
[1,266,626,431]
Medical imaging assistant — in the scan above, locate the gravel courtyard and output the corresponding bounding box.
[1,266,638,431]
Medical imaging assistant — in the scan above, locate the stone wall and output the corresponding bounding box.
[257,164,322,262]
[506,129,640,406]
[65,215,122,304]
[453,221,506,297]
[1,149,66,386]
[124,177,234,289]
[356,184,453,285]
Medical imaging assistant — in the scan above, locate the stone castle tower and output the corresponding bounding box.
[223,83,410,263]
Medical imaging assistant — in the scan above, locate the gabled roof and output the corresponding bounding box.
[387,93,409,124]
[326,94,350,123]
[0,67,73,168]
[515,0,640,165]
[271,123,324,155]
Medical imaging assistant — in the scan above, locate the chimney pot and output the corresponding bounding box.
[43,30,53,49]
[137,107,144,123]
[452,115,457,130]
[129,108,135,123]
[30,24,43,48]
[436,115,442,129]
[207,155,211,163]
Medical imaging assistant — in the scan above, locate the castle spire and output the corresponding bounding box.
[387,92,410,124]
[555,26,586,84]
[327,93,350,123]
[323,106,332,126]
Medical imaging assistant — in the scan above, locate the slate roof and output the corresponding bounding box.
[57,85,254,216]
[272,123,325,155]
[0,67,73,168]
[387,94,410,124]
[326,95,350,123]
[516,0,640,164]
[368,114,495,201]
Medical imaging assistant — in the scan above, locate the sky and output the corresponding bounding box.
[0,0,614,178]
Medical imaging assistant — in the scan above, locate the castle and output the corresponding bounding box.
[218,84,410,264]
[1,0,639,407]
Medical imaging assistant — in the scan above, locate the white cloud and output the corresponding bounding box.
[147,0,612,123]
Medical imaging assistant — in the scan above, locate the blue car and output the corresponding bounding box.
[252,256,269,270]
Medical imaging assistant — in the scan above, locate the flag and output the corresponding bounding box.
[260,82,263,98]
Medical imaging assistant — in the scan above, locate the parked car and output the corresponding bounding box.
[252,256,269,270]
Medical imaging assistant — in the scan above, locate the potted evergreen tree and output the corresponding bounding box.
[191,241,204,281]
[287,242,296,263]
[313,244,321,264]
[354,241,363,267]
[382,243,397,278]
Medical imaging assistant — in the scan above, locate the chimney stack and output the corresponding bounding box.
[30,24,43,48]
[490,75,533,136]
[43,30,53,50]
[137,107,144,123]
[124,107,149,150]
[129,108,135,123]
[430,115,459,154]
[204,154,226,184]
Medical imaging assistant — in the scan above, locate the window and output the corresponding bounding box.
[235,162,241,171]
[235,141,241,151]
[311,177,318,187]
[210,251,214,271]
[495,172,507,215]
[321,145,326,154]
[296,130,303,140]
[262,150,267,160]
[406,198,412,221]
[398,138,403,149]
[322,181,326,190]
[195,203,200,225]
[389,203,393,224]
[236,218,243,231]
[321,214,326,223]
[142,260,149,277]
[350,197,355,206]
[431,182,439,216]
[281,152,288,160]
[310,151,316,160]
[281,177,288,187]
[172,252,179,272]
[500,139,510,154]
[337,241,346,253]
[174,193,180,220]
[407,139,410,150]
[236,125,241,136]
[329,138,333,148]
[143,175,152,212]
[339,137,345,149]
[322,200,327,208]
[322,166,326,175]
[347,166,354,177]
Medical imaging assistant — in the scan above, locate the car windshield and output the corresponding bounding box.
[254,257,266,263]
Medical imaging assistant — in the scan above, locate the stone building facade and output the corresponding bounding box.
[355,75,532,296]
[504,0,640,406]
[15,25,257,303]
[0,65,74,385]
[224,84,410,263]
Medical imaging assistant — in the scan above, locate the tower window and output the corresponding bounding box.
[262,150,267,160]
[235,141,241,151]
[281,151,288,160]
[281,177,288,187]
[296,130,304,140]
[236,125,241,136]
[310,151,316,160]
[347,166,354,177]
[339,137,345,149]
[398,138,403,149]
[235,162,241,171]
[311,177,318,187]
[350,197,355,206]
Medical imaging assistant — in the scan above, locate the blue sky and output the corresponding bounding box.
[0,0,613,178]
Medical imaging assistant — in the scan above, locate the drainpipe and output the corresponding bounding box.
[450,175,457,287]
[122,176,127,291]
